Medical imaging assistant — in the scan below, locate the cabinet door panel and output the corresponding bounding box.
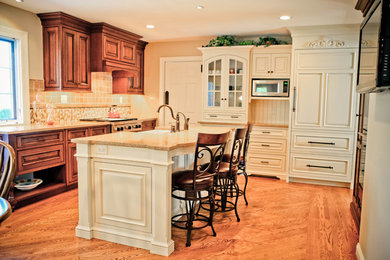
[78,32,90,90]
[43,27,60,89]
[294,72,323,128]
[67,142,78,185]
[297,52,354,70]
[103,36,120,60]
[62,28,78,89]
[252,54,271,77]
[324,73,354,129]
[120,41,136,64]
[271,54,290,77]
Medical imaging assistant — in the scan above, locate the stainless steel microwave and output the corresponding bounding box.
[251,79,290,97]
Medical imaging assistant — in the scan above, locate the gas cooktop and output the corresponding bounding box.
[80,117,138,122]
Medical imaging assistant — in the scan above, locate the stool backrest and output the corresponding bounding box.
[193,131,230,190]
[0,141,16,199]
[228,128,247,175]
[242,123,253,165]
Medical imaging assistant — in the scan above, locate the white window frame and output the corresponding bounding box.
[0,25,30,126]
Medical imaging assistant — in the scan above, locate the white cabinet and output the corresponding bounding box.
[289,48,359,184]
[247,126,288,178]
[251,46,291,78]
[199,46,252,123]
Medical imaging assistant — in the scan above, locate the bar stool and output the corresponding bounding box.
[171,131,230,247]
[211,128,247,222]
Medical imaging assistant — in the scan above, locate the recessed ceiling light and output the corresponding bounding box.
[146,25,155,29]
[197,5,204,10]
[280,16,291,20]
[16,0,24,2]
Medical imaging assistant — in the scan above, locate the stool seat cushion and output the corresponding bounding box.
[172,170,214,190]
[217,162,238,178]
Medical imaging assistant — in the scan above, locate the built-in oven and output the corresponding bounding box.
[251,79,289,97]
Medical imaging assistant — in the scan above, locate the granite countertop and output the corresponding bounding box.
[0,122,112,134]
[72,126,232,151]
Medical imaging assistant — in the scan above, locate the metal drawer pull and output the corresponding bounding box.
[261,144,270,147]
[209,115,217,118]
[261,161,269,164]
[231,115,239,118]
[307,141,336,145]
[306,164,334,169]
[262,131,271,134]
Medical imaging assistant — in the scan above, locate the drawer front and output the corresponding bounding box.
[251,127,288,140]
[17,144,65,174]
[292,132,354,153]
[290,154,352,182]
[67,128,88,141]
[249,139,287,154]
[204,113,245,122]
[89,126,109,136]
[16,131,64,149]
[142,120,156,131]
[247,154,286,172]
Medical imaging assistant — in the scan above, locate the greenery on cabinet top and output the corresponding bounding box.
[203,35,289,47]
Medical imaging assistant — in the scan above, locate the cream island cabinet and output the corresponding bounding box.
[199,46,253,124]
[72,127,231,256]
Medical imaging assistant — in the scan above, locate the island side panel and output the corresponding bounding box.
[75,143,94,239]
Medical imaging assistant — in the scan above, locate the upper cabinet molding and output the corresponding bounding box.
[355,0,375,16]
[289,24,360,50]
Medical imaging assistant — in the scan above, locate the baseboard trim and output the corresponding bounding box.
[356,243,365,260]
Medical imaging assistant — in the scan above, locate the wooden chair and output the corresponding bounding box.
[171,131,230,247]
[202,128,246,222]
[0,141,16,224]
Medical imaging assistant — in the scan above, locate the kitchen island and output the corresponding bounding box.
[72,127,231,256]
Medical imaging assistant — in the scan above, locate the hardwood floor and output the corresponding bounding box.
[0,177,358,259]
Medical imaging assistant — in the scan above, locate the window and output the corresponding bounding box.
[0,37,17,121]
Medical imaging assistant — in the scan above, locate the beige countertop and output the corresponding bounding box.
[72,126,232,151]
[0,122,111,134]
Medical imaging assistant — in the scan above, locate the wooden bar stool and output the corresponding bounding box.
[171,131,230,247]
[200,128,247,221]
[0,141,16,224]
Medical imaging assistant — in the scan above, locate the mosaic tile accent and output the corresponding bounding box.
[29,72,133,124]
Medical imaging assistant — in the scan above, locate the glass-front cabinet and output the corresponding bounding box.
[200,46,252,123]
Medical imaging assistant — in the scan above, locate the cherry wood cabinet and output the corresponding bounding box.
[141,119,157,131]
[38,12,91,92]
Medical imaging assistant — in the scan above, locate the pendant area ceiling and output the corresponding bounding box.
[1,0,363,41]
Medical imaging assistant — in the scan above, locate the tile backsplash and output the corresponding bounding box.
[30,72,135,124]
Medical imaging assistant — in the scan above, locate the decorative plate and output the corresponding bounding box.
[14,178,43,191]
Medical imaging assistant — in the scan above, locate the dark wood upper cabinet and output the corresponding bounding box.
[38,12,91,92]
[38,12,147,94]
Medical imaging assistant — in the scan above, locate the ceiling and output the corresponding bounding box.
[1,0,363,41]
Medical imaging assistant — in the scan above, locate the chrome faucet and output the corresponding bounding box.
[176,112,190,131]
[157,105,190,132]
[157,105,180,132]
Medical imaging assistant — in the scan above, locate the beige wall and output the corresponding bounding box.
[0,3,43,79]
[143,37,213,116]
[359,92,390,259]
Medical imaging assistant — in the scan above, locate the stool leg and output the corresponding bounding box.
[209,191,217,237]
[185,200,195,247]
[242,170,248,206]
[233,182,240,222]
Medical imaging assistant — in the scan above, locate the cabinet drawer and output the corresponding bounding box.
[204,113,245,122]
[16,131,64,149]
[249,139,287,154]
[247,154,286,172]
[89,126,109,136]
[17,144,65,174]
[251,127,287,139]
[67,128,88,141]
[290,154,351,182]
[292,132,354,154]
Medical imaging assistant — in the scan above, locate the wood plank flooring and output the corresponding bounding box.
[0,177,358,259]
